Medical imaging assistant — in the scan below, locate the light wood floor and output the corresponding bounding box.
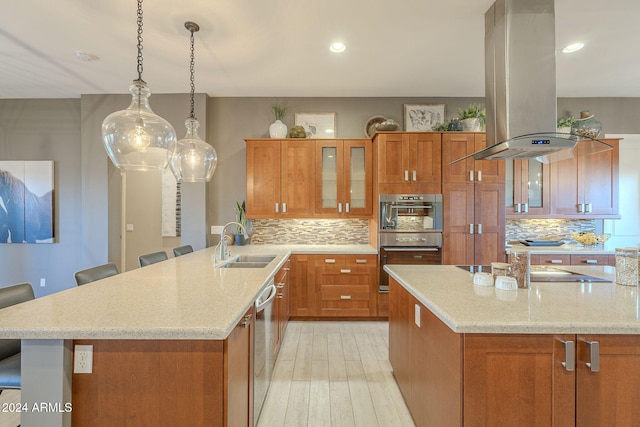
[0,321,413,427]
[257,321,414,427]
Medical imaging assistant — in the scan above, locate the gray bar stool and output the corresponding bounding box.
[74,263,119,286]
[0,282,35,394]
[138,251,168,267]
[173,245,193,257]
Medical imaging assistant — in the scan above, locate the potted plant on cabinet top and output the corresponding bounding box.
[234,200,248,246]
[557,115,576,133]
[457,104,486,132]
[269,101,288,138]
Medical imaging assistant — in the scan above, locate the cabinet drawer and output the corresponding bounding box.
[533,254,571,265]
[570,255,610,265]
[315,266,374,287]
[345,254,377,266]
[318,292,376,316]
[386,250,442,265]
[314,255,346,266]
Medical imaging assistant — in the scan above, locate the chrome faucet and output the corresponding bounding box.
[216,221,247,262]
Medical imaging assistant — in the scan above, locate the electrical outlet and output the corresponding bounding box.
[40,278,46,287]
[74,345,93,374]
[414,304,421,327]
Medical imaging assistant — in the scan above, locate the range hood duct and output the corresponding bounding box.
[452,0,611,164]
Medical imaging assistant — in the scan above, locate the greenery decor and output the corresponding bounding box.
[457,103,486,129]
[270,101,288,121]
[235,200,247,234]
[557,115,576,129]
[431,122,449,131]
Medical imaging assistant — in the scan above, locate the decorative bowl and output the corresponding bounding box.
[571,232,611,247]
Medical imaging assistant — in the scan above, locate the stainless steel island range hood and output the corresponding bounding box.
[452,0,611,164]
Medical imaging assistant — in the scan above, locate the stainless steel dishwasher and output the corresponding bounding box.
[253,280,277,426]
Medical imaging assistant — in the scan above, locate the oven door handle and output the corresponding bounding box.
[381,247,440,252]
[389,205,433,209]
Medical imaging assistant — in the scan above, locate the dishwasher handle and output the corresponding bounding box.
[255,282,277,312]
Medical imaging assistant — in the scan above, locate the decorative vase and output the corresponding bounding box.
[234,234,247,246]
[570,111,602,139]
[447,117,463,131]
[460,117,482,132]
[269,120,288,138]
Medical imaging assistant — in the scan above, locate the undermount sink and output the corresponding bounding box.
[218,261,270,269]
[216,255,277,269]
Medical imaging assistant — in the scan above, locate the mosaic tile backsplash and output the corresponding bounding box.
[249,219,370,245]
[506,219,596,242]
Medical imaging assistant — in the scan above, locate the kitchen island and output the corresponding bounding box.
[0,244,374,427]
[386,264,640,426]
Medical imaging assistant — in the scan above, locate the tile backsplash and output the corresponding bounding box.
[249,219,370,245]
[506,219,596,242]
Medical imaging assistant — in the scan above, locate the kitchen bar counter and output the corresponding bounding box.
[385,264,640,334]
[0,244,376,340]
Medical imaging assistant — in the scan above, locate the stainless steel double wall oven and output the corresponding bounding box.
[378,194,443,292]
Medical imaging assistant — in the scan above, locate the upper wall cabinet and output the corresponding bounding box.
[506,159,551,218]
[376,132,442,194]
[315,139,373,217]
[246,139,315,218]
[550,138,620,218]
[441,133,504,185]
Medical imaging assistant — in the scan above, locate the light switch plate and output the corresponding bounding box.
[126,224,134,232]
[211,225,224,234]
[414,304,421,327]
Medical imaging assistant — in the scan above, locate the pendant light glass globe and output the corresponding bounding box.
[101,0,176,172]
[169,117,217,182]
[102,80,177,171]
[168,21,217,182]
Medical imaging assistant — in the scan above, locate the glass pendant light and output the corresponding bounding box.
[169,21,217,182]
[102,0,176,171]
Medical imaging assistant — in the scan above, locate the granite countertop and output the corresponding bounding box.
[385,264,640,335]
[0,244,376,341]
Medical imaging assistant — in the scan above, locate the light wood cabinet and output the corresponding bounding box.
[442,133,506,265]
[246,139,315,218]
[274,259,290,356]
[389,277,640,426]
[506,159,551,217]
[376,132,442,194]
[289,254,316,317]
[289,254,378,318]
[389,278,463,426]
[315,139,373,217]
[71,308,254,426]
[314,254,377,317]
[550,138,620,218]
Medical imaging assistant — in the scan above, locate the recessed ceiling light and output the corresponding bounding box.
[562,42,584,53]
[74,51,100,62]
[329,42,346,53]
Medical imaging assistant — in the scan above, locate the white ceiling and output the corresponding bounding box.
[1,0,638,99]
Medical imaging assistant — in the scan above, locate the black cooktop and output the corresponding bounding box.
[455,265,611,283]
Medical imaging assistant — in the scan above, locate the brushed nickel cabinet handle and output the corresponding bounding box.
[586,203,593,213]
[275,203,279,213]
[469,224,474,235]
[282,203,287,213]
[412,170,417,181]
[477,170,482,181]
[404,170,409,182]
[345,203,350,213]
[477,224,483,234]
[325,259,336,264]
[585,259,598,264]
[355,259,367,264]
[340,269,351,274]
[240,314,252,328]
[560,339,575,371]
[550,259,563,264]
[516,203,521,213]
[585,340,600,372]
[338,203,342,213]
[523,203,528,213]
[340,295,352,300]
[469,170,474,182]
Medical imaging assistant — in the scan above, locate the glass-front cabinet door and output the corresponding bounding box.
[315,139,372,217]
[506,159,550,217]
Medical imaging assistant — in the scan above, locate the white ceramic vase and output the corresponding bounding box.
[269,120,288,138]
[460,118,482,132]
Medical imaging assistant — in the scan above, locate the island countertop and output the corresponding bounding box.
[385,264,640,335]
[0,244,376,341]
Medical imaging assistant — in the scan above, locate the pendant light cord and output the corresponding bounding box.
[188,28,196,119]
[136,0,144,82]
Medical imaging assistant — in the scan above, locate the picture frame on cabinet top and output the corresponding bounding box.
[295,112,336,138]
[403,104,445,131]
